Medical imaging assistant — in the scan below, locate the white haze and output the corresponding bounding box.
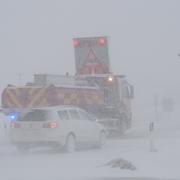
[0,0,180,179]
[0,0,180,120]
[0,0,180,104]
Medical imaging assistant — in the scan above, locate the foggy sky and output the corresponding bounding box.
[0,0,180,115]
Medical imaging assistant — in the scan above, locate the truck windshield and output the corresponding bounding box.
[18,110,51,121]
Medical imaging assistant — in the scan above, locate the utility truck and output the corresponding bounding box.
[1,36,134,135]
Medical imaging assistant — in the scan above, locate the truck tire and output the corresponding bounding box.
[120,120,128,134]
[117,114,128,135]
[65,134,76,153]
[16,145,29,154]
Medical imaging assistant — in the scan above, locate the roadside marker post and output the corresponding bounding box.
[149,121,157,152]
[149,94,158,152]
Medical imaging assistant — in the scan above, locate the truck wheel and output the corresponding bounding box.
[117,114,128,134]
[16,145,29,154]
[65,134,76,153]
[120,120,127,134]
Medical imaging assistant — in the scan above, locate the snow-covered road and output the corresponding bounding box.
[0,113,180,180]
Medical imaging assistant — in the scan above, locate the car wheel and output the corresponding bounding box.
[98,131,106,148]
[65,134,76,153]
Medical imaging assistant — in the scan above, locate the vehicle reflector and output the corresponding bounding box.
[43,122,58,129]
[10,122,20,128]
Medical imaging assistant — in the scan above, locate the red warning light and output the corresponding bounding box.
[98,37,106,45]
[73,39,80,47]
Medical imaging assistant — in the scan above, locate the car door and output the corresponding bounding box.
[57,109,71,137]
[78,109,100,142]
[68,108,88,143]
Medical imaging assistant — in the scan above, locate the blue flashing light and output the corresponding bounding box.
[8,113,17,122]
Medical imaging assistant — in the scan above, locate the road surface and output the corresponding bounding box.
[0,113,180,180]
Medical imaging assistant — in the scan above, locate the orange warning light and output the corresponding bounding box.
[108,76,113,82]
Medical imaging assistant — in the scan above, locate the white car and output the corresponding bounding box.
[8,106,106,152]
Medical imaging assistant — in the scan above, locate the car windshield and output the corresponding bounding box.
[18,110,51,121]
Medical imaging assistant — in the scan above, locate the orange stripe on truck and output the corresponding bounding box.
[28,88,46,108]
[38,98,48,107]
[6,89,22,108]
[33,91,48,107]
[3,93,15,108]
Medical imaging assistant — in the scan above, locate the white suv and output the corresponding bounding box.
[8,106,106,152]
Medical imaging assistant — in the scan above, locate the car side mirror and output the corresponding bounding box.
[87,113,97,122]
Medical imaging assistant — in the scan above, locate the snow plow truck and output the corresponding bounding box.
[1,36,134,135]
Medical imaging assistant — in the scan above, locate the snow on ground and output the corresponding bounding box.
[0,113,180,180]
